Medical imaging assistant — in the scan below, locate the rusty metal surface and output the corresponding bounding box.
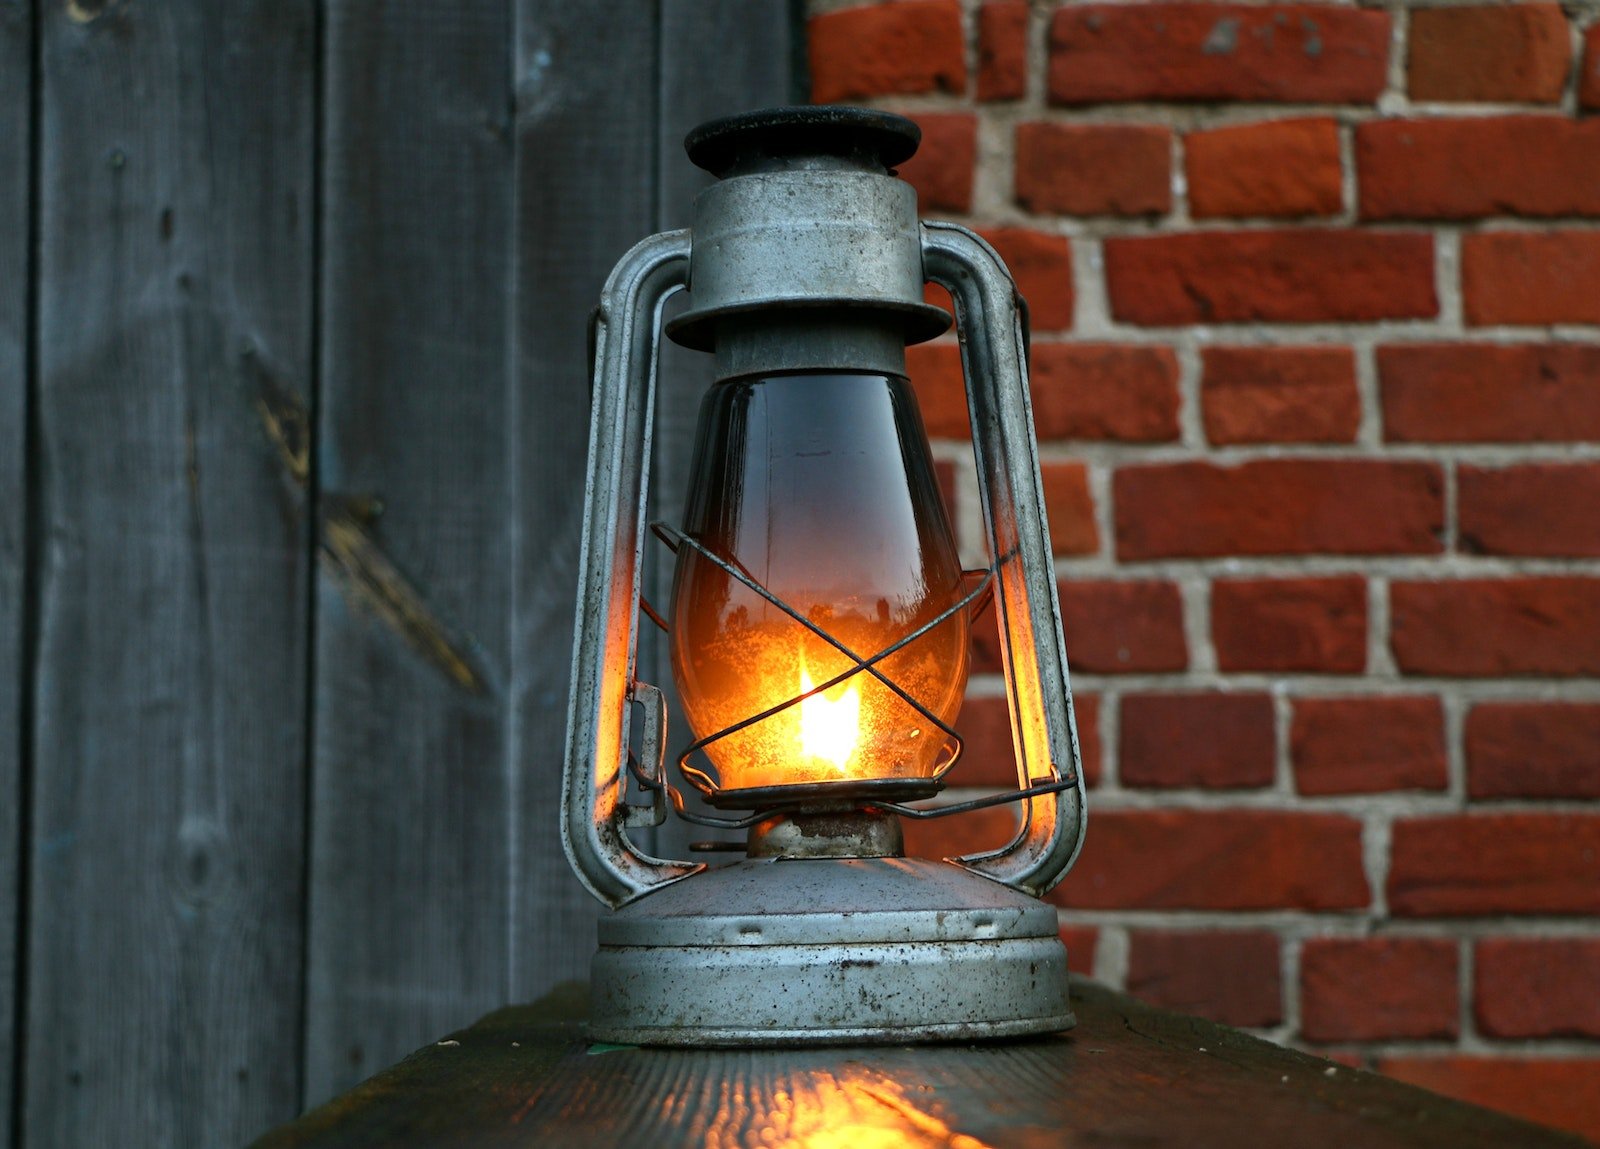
[252,982,1585,1149]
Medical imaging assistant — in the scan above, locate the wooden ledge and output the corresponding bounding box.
[254,981,1583,1148]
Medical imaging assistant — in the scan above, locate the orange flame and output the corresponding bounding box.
[798,661,861,775]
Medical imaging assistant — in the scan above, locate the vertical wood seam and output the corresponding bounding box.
[504,0,522,999]
[788,0,810,104]
[8,0,41,1143]
[293,0,329,1118]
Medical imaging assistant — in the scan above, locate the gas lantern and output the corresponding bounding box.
[561,107,1087,1045]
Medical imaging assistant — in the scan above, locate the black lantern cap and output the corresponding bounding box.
[685,106,922,178]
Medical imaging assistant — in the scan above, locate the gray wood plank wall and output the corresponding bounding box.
[28,2,315,1145]
[308,0,522,1102]
[5,2,796,1142]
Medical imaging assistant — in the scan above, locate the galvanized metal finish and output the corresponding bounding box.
[560,110,1087,1044]
[745,810,903,859]
[560,228,704,909]
[712,312,907,381]
[922,222,1089,898]
[667,164,947,352]
[588,858,1074,1046]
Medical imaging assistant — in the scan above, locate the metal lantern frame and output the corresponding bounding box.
[559,108,1089,1045]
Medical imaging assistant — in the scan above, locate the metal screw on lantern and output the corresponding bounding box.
[559,106,1088,1046]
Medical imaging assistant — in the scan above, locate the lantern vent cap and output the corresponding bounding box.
[685,105,921,178]
[671,105,948,356]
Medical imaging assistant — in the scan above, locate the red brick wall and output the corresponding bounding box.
[809,1,1600,1141]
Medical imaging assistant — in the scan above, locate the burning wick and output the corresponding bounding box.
[798,662,861,775]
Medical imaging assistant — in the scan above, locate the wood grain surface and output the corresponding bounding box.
[504,0,662,1010]
[7,3,794,1140]
[0,3,30,1146]
[26,1,315,1143]
[254,980,1587,1148]
[307,0,520,1105]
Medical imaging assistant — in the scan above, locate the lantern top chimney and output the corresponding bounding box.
[668,105,948,358]
[685,106,921,179]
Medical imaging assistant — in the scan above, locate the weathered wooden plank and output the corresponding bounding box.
[504,0,662,996]
[307,0,517,1105]
[0,2,30,1145]
[650,0,799,858]
[253,980,1585,1148]
[27,2,314,1144]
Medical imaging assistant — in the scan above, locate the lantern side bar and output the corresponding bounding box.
[562,228,704,910]
[922,221,1087,898]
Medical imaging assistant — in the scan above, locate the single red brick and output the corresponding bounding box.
[1213,577,1367,673]
[808,0,967,103]
[1120,693,1276,789]
[911,342,1181,442]
[1014,122,1172,217]
[1051,810,1370,911]
[1059,925,1098,978]
[1071,695,1102,789]
[1040,461,1098,556]
[978,1,1028,101]
[906,341,966,438]
[1126,931,1282,1028]
[1378,1058,1600,1144]
[1408,5,1570,104]
[1358,117,1600,221]
[1061,580,1188,675]
[1476,939,1600,1040]
[898,112,976,214]
[1201,346,1360,444]
[1379,343,1600,444]
[1459,464,1600,558]
[1464,231,1600,326]
[1292,696,1448,796]
[1389,814,1600,916]
[954,692,1102,790]
[902,801,1017,861]
[1032,344,1181,441]
[1466,702,1600,800]
[1187,118,1342,219]
[1105,231,1437,325]
[1048,5,1390,105]
[971,579,1188,677]
[1391,578,1600,677]
[1584,24,1600,110]
[1301,938,1459,1042]
[1114,460,1444,560]
[975,226,1073,331]
[948,694,1016,788]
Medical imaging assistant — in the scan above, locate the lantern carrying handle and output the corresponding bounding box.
[922,221,1088,898]
[561,228,705,909]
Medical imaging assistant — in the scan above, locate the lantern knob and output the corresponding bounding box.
[685,105,922,177]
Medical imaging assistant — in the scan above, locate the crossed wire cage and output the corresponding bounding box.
[626,523,1080,834]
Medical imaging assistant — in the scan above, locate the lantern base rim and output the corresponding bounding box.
[586,1012,1076,1049]
[587,857,1074,1047]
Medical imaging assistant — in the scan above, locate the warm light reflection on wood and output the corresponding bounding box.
[798,661,861,776]
[695,1068,995,1149]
